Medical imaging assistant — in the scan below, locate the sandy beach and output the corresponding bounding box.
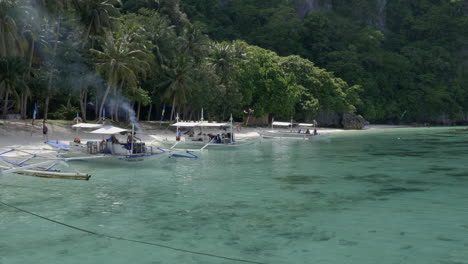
[0,119,409,153]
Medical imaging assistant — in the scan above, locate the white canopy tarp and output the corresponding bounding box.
[199,122,228,127]
[72,123,103,129]
[272,121,292,127]
[171,122,229,127]
[298,123,314,127]
[171,122,200,127]
[90,126,128,135]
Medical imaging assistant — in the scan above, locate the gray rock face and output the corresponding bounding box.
[315,112,342,128]
[341,113,368,130]
[374,0,388,30]
[294,0,333,18]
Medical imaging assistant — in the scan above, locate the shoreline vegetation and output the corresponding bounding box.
[1,0,466,128]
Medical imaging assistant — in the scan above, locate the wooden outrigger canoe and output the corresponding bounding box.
[0,149,92,181]
[1,166,91,180]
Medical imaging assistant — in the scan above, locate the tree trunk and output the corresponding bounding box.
[110,97,114,121]
[183,104,189,120]
[83,91,87,121]
[19,93,24,119]
[113,80,124,122]
[137,101,141,121]
[114,97,120,122]
[20,39,34,120]
[110,88,116,121]
[28,40,35,75]
[66,94,71,108]
[23,94,28,119]
[79,89,87,121]
[170,97,176,122]
[82,21,93,49]
[2,90,9,120]
[44,96,50,120]
[188,110,193,121]
[45,17,61,120]
[147,104,153,121]
[95,95,98,120]
[99,81,112,121]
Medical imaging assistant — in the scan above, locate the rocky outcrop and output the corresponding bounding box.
[409,113,468,126]
[314,112,342,128]
[313,112,368,129]
[341,113,369,130]
[341,113,368,130]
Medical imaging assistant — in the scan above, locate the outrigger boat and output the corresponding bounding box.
[51,125,169,162]
[150,114,259,150]
[0,148,93,180]
[261,119,319,140]
[48,123,198,162]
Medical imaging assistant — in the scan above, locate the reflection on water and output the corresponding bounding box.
[1,127,468,264]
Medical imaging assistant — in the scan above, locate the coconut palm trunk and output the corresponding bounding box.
[99,81,112,121]
[79,89,87,121]
[147,104,152,121]
[170,96,176,122]
[28,40,34,74]
[44,17,61,120]
[2,89,9,120]
[95,95,98,119]
[137,101,141,121]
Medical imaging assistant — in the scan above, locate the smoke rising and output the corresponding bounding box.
[18,0,142,127]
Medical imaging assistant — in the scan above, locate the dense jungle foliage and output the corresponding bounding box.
[182,0,468,123]
[0,0,466,124]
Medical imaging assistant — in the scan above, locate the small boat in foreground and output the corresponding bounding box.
[0,149,92,180]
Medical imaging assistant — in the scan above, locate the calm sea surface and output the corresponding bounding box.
[1,127,468,264]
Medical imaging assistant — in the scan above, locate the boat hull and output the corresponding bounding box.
[261,130,316,140]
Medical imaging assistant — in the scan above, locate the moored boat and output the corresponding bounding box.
[150,114,260,150]
[261,120,319,140]
[55,125,169,162]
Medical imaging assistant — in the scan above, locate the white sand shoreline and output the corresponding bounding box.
[0,119,411,151]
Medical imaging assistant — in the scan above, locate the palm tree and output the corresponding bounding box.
[209,42,237,83]
[0,0,25,57]
[91,32,152,120]
[71,0,121,48]
[34,0,69,119]
[159,54,194,121]
[179,24,208,61]
[0,57,28,120]
[20,7,50,119]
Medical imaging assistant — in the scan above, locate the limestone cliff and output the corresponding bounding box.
[292,0,333,18]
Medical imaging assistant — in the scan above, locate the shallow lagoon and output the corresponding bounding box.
[1,127,468,264]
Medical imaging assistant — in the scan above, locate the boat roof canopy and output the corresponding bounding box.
[272,121,292,126]
[298,123,314,127]
[90,126,128,135]
[199,122,228,127]
[171,122,200,127]
[72,123,103,129]
[171,122,229,127]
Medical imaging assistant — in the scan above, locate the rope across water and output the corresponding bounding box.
[0,201,267,264]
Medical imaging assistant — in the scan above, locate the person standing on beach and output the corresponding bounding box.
[42,120,48,141]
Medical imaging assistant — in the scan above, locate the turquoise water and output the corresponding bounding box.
[1,127,468,264]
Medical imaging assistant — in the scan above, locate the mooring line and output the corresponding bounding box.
[0,201,267,264]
